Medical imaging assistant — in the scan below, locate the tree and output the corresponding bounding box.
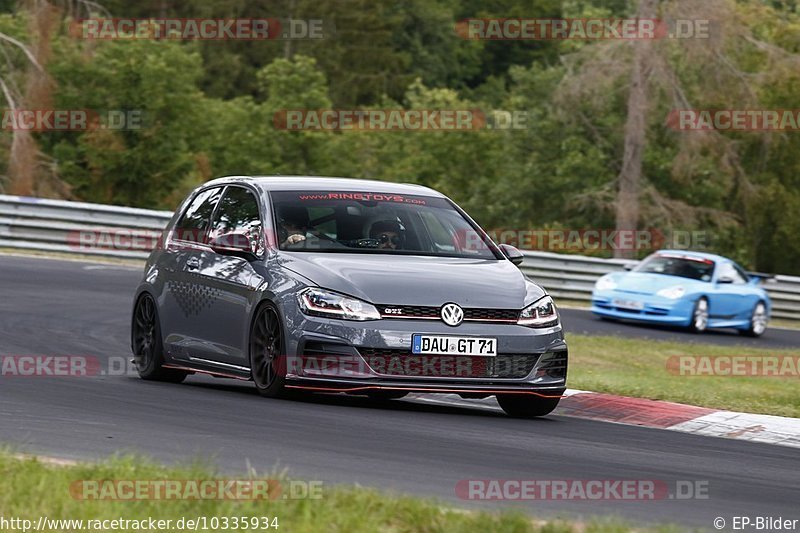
[552,0,800,261]
[48,38,207,207]
[0,5,49,196]
[615,0,656,258]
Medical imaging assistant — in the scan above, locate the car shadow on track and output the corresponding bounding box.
[171,377,555,421]
[591,316,749,338]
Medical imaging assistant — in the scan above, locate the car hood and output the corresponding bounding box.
[277,252,544,308]
[609,272,705,294]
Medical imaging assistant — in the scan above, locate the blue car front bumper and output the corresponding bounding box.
[591,291,696,326]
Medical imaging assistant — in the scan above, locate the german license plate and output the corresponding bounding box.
[613,298,644,310]
[411,334,497,356]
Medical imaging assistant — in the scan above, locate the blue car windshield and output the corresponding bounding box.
[634,255,715,281]
[270,191,501,260]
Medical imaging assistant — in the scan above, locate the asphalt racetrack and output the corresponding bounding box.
[1,254,798,528]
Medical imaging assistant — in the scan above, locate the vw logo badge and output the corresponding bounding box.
[440,303,464,326]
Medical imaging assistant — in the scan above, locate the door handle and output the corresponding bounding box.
[186,257,200,270]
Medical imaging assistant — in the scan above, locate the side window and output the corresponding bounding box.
[209,186,263,255]
[733,263,750,283]
[718,262,746,284]
[175,187,223,243]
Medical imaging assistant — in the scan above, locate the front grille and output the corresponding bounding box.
[464,308,519,321]
[377,305,519,323]
[301,341,357,357]
[601,305,670,316]
[356,348,538,379]
[613,307,643,314]
[535,351,567,379]
[380,305,439,318]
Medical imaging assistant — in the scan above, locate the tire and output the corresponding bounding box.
[132,293,188,383]
[740,301,768,337]
[249,302,288,398]
[497,394,560,418]
[688,297,709,333]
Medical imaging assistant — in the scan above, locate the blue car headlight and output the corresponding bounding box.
[595,276,617,291]
[656,286,686,299]
[518,296,559,327]
[298,288,381,321]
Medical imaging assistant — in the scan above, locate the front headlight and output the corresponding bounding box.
[595,276,617,291]
[656,286,686,299]
[518,295,559,327]
[298,288,381,321]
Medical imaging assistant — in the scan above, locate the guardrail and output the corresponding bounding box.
[0,194,172,260]
[1,194,799,321]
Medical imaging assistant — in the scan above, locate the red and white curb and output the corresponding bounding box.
[408,390,800,449]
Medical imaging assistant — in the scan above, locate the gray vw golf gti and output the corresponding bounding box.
[131,176,568,417]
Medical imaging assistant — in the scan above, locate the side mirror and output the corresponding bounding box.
[717,276,734,284]
[209,232,258,261]
[499,243,524,266]
[623,263,635,271]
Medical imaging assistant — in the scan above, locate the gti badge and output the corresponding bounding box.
[440,303,464,326]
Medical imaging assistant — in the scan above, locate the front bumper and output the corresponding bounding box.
[285,377,566,398]
[591,290,694,325]
[281,315,568,395]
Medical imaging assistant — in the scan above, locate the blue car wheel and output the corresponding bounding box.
[689,297,709,333]
[740,301,768,337]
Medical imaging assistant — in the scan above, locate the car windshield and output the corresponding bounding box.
[270,191,500,259]
[634,254,715,281]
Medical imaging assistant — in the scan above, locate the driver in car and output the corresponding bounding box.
[277,206,309,248]
[369,220,405,250]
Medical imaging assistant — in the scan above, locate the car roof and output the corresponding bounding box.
[201,175,444,197]
[654,249,731,263]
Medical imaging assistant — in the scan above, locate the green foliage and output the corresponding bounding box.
[46,38,206,207]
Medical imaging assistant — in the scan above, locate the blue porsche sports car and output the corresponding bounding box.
[591,251,771,336]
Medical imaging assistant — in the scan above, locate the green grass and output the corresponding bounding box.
[567,334,800,417]
[769,317,800,331]
[0,451,688,533]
